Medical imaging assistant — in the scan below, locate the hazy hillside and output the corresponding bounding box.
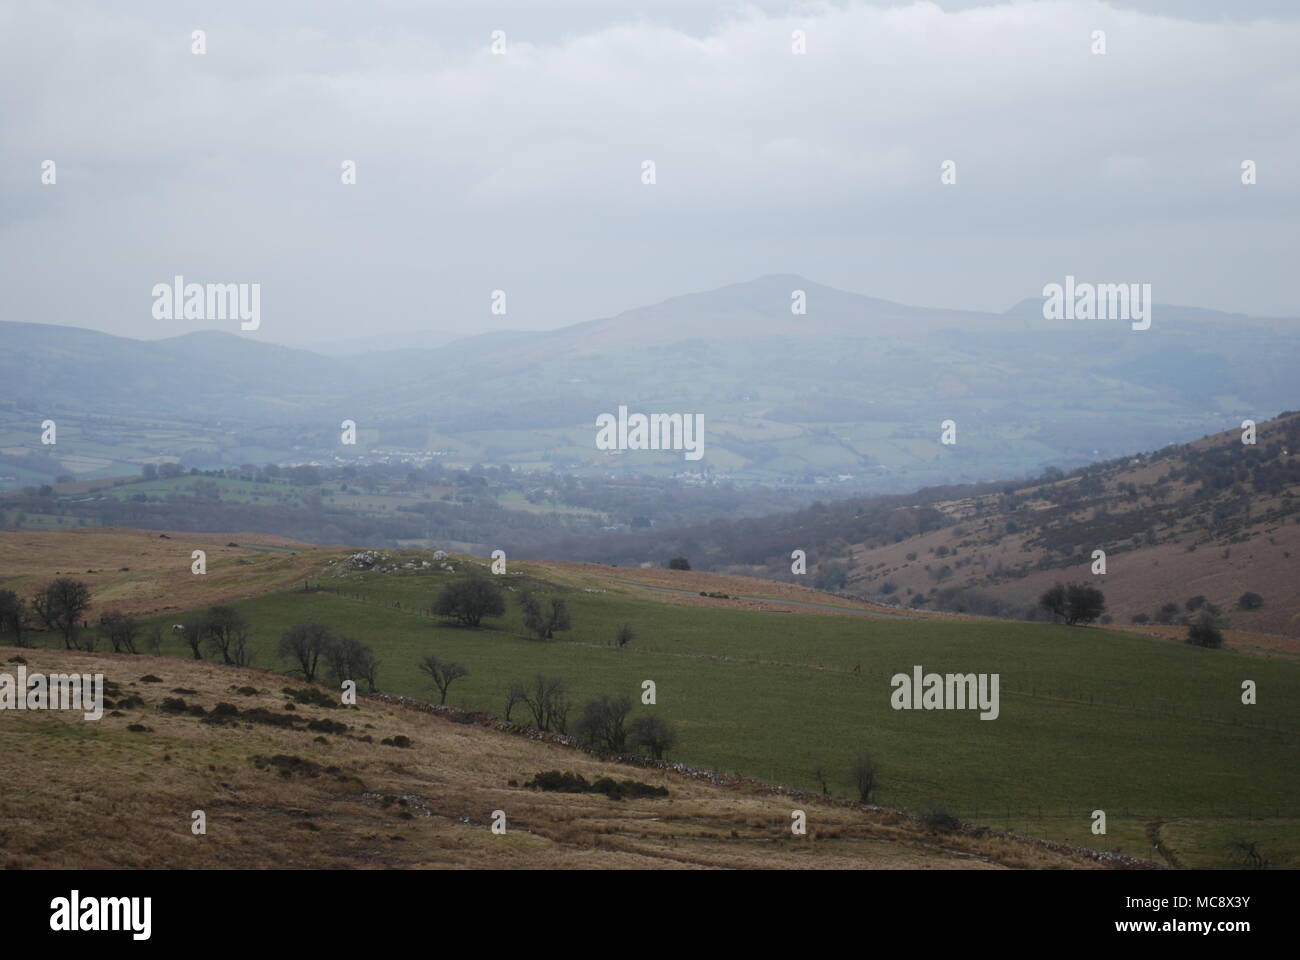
[531,412,1300,641]
[0,322,350,420]
[4,276,1296,488]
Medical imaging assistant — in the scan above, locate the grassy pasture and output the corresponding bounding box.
[126,558,1298,869]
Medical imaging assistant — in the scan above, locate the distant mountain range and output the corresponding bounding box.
[2,275,1297,489]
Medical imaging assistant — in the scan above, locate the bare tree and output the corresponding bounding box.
[575,693,633,753]
[521,674,570,732]
[418,654,469,705]
[520,593,571,641]
[204,606,253,666]
[0,590,31,648]
[279,622,334,682]
[352,641,381,693]
[614,623,635,649]
[503,679,527,722]
[179,615,206,660]
[31,578,91,649]
[852,750,880,804]
[812,764,830,796]
[326,635,379,692]
[99,611,140,653]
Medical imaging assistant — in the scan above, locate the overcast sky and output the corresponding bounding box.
[3,0,1297,348]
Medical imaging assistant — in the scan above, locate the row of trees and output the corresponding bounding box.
[176,606,254,666]
[414,661,678,760]
[0,579,162,653]
[0,578,93,648]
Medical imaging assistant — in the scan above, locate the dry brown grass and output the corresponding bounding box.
[0,645,1116,870]
[521,559,918,618]
[0,527,339,620]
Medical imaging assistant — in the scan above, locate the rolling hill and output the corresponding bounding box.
[0,646,1118,870]
[4,275,1297,487]
[535,411,1300,644]
[2,527,1295,869]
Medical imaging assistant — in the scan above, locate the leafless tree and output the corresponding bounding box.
[522,674,570,732]
[575,694,633,753]
[418,654,469,705]
[31,578,91,649]
[0,590,31,648]
[204,606,253,665]
[99,611,140,653]
[503,679,527,722]
[852,750,880,804]
[279,622,334,682]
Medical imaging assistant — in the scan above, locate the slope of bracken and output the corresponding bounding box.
[0,647,1144,870]
[829,412,1300,649]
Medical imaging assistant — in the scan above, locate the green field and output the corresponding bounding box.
[122,559,1298,869]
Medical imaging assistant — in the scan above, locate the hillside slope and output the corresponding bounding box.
[0,647,1112,870]
[541,412,1300,645]
[5,531,1296,870]
[835,412,1300,642]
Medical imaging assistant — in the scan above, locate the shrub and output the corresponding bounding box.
[1154,602,1180,625]
[1237,592,1265,611]
[523,770,667,800]
[307,717,349,734]
[918,806,962,834]
[282,686,338,709]
[814,562,849,591]
[1039,583,1106,625]
[1186,612,1225,649]
[628,714,677,760]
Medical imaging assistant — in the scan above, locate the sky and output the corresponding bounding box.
[2,0,1298,348]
